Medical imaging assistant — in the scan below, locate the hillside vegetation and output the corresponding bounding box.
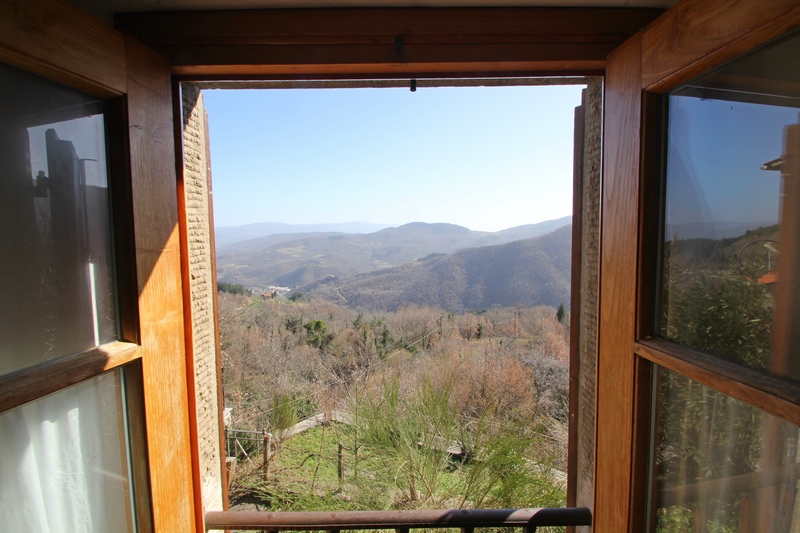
[218,217,574,517]
[220,294,570,514]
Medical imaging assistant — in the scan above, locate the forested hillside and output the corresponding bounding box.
[302,225,571,311]
[216,217,571,288]
[654,225,780,531]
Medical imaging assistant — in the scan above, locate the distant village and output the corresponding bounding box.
[251,286,292,298]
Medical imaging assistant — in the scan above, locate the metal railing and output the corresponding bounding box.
[226,428,267,462]
[205,507,591,532]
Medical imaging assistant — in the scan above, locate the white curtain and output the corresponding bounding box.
[0,370,133,532]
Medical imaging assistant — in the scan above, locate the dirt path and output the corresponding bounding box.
[282,410,352,439]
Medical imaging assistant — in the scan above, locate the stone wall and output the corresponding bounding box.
[181,83,225,513]
[576,77,602,528]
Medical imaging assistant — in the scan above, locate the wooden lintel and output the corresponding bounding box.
[169,61,607,80]
[0,0,126,96]
[115,7,663,77]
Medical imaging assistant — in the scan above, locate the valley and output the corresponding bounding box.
[216,217,572,311]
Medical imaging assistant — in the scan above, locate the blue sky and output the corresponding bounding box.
[665,95,796,237]
[203,84,583,232]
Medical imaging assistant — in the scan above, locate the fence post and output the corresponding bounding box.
[338,442,344,486]
[263,429,271,480]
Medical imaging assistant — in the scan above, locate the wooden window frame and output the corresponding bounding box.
[596,1,800,532]
[108,10,663,533]
[4,3,663,532]
[115,8,662,528]
[10,2,799,532]
[0,1,196,531]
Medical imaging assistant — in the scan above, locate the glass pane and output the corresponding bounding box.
[648,366,799,532]
[659,31,800,379]
[0,63,117,377]
[0,369,136,532]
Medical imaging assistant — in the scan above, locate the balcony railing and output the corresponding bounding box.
[205,507,592,532]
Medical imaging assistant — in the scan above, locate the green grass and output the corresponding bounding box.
[272,424,343,494]
[234,423,565,511]
[230,424,567,533]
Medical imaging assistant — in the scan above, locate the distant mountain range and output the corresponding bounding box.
[215,221,393,248]
[301,225,572,312]
[215,216,572,289]
[664,220,778,240]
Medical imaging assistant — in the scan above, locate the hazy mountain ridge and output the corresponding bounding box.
[216,216,572,288]
[215,221,393,248]
[664,220,777,240]
[301,225,572,312]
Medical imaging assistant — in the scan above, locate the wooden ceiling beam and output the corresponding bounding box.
[115,7,664,78]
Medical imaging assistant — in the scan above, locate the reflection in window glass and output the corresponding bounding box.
[648,366,798,532]
[659,31,800,380]
[0,369,136,532]
[0,63,117,377]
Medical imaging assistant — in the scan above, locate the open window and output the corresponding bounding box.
[177,77,604,514]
